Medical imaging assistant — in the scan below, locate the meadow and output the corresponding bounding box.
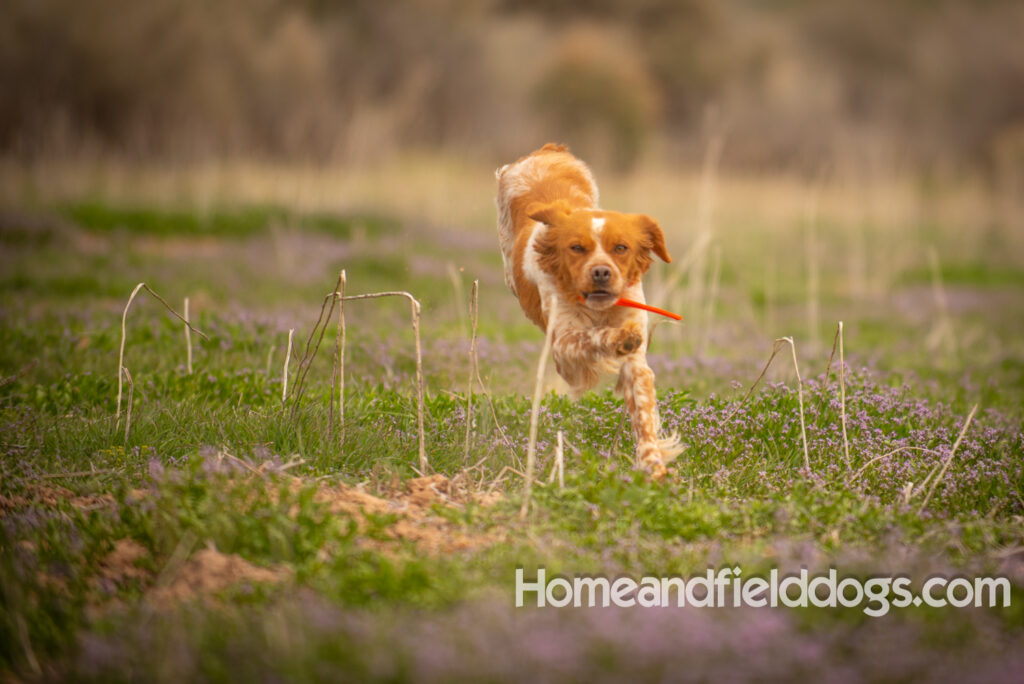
[1,155,1023,681]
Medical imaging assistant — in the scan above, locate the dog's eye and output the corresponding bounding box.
[614,244,628,254]
[570,244,586,254]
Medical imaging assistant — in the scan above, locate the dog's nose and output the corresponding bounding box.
[590,265,612,286]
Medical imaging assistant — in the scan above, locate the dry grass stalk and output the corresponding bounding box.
[849,446,941,484]
[556,429,564,491]
[39,467,114,479]
[545,430,565,488]
[282,329,294,404]
[116,282,208,424]
[288,274,429,470]
[916,459,945,499]
[329,270,347,443]
[822,321,851,463]
[725,337,788,421]
[780,336,811,471]
[338,271,347,443]
[290,272,345,412]
[410,297,426,473]
[474,362,519,464]
[838,321,850,464]
[521,297,557,519]
[39,467,119,479]
[184,297,193,375]
[823,324,840,378]
[487,464,528,495]
[917,404,979,514]
[122,368,134,444]
[117,283,145,424]
[731,337,812,466]
[337,290,428,473]
[463,279,479,463]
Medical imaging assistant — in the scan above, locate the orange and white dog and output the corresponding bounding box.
[495,143,682,478]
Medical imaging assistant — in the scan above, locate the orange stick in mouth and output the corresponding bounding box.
[614,297,682,320]
[578,295,682,321]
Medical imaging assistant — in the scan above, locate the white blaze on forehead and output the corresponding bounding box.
[589,217,613,271]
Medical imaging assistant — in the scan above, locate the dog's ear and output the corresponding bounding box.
[527,200,572,227]
[635,214,671,263]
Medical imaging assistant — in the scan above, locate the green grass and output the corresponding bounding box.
[1,196,1023,681]
[59,201,399,240]
[898,261,1024,289]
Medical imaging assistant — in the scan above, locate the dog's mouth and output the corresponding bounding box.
[580,290,618,309]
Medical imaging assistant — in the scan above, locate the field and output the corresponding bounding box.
[1,155,1023,681]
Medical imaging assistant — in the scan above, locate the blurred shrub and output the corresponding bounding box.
[0,0,494,161]
[532,28,659,170]
[798,0,1024,171]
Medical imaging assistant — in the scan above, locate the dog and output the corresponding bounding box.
[495,143,682,479]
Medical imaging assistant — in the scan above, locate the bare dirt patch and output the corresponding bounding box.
[97,538,151,587]
[0,485,116,515]
[86,539,289,609]
[150,548,292,605]
[6,471,503,612]
[313,474,505,555]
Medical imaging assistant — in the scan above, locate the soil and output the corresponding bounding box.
[149,547,292,605]
[8,473,504,607]
[0,484,116,514]
[312,473,505,555]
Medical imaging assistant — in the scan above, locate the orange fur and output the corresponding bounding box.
[495,143,683,478]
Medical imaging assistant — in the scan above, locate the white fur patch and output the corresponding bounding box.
[522,221,550,286]
[591,217,605,234]
[588,240,612,270]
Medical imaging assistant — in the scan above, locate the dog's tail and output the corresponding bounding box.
[657,433,685,464]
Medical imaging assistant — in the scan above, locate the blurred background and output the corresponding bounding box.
[2,0,1024,183]
[1,0,1023,400]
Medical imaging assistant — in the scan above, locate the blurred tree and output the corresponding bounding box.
[532,27,660,170]
[0,0,1021,173]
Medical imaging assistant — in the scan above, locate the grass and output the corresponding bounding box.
[1,159,1023,681]
[59,201,399,240]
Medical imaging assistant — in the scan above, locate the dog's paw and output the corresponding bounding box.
[638,438,684,482]
[639,455,667,481]
[614,326,644,356]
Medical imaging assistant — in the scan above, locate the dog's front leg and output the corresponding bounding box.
[550,322,645,392]
[617,356,681,479]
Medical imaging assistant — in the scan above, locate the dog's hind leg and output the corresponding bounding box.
[616,357,683,479]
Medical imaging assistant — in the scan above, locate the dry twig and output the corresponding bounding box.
[116,282,207,424]
[918,404,979,514]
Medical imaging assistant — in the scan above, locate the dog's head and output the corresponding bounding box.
[528,200,671,311]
